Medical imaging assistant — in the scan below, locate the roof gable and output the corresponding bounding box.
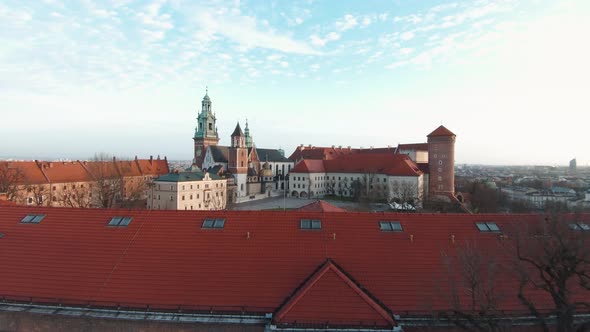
[273,259,394,329]
[297,200,347,212]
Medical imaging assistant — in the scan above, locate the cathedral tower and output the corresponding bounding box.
[193,89,219,167]
[427,125,456,200]
[229,122,248,199]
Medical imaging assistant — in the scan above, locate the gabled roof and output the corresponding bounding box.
[297,200,347,212]
[427,125,455,137]
[273,259,394,329]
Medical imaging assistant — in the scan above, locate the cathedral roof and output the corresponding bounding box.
[254,148,291,162]
[209,146,229,163]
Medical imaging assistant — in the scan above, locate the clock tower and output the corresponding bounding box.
[193,89,219,167]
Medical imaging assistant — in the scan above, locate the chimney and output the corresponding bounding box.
[135,156,138,161]
[49,162,53,168]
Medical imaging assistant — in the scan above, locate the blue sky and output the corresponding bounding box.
[1,0,589,165]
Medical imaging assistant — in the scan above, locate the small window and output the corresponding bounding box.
[476,222,500,232]
[108,216,133,226]
[300,219,321,230]
[379,221,403,232]
[202,218,225,229]
[21,214,45,224]
[569,223,590,231]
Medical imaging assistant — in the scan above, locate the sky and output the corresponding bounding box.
[1,0,589,166]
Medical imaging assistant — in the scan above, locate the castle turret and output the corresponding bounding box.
[427,125,456,199]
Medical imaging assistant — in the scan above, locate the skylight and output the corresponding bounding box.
[569,223,590,231]
[379,221,403,232]
[202,218,225,229]
[300,219,321,230]
[20,214,45,224]
[475,222,501,232]
[108,216,133,227]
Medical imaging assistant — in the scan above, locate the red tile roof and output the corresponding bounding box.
[427,125,455,137]
[0,206,584,326]
[37,161,93,183]
[0,161,48,184]
[296,200,347,212]
[291,153,422,177]
[290,159,326,173]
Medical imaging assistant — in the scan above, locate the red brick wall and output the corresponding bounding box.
[428,135,456,198]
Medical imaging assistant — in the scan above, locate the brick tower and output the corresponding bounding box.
[193,89,219,167]
[427,125,456,200]
[229,122,248,200]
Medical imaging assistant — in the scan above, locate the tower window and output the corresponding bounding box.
[209,123,213,130]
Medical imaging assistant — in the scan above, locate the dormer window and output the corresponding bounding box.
[202,218,225,229]
[475,222,500,232]
[108,216,133,227]
[21,214,45,224]
[379,221,403,232]
[300,219,321,230]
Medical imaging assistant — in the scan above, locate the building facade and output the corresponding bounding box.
[147,171,227,210]
[0,157,169,208]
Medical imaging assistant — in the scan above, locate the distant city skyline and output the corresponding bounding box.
[1,0,589,166]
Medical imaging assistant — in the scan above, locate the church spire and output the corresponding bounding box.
[244,118,253,148]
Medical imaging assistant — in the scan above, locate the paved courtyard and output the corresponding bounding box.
[232,195,390,212]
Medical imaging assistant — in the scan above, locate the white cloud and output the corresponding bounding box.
[400,31,415,41]
[362,17,371,26]
[196,11,318,55]
[335,14,358,31]
[280,61,289,68]
[266,54,282,61]
[309,32,340,46]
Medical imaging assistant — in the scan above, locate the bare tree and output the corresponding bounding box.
[389,179,420,209]
[0,163,24,201]
[437,242,511,332]
[511,214,590,332]
[24,183,49,206]
[86,153,124,208]
[58,183,93,208]
[436,215,590,331]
